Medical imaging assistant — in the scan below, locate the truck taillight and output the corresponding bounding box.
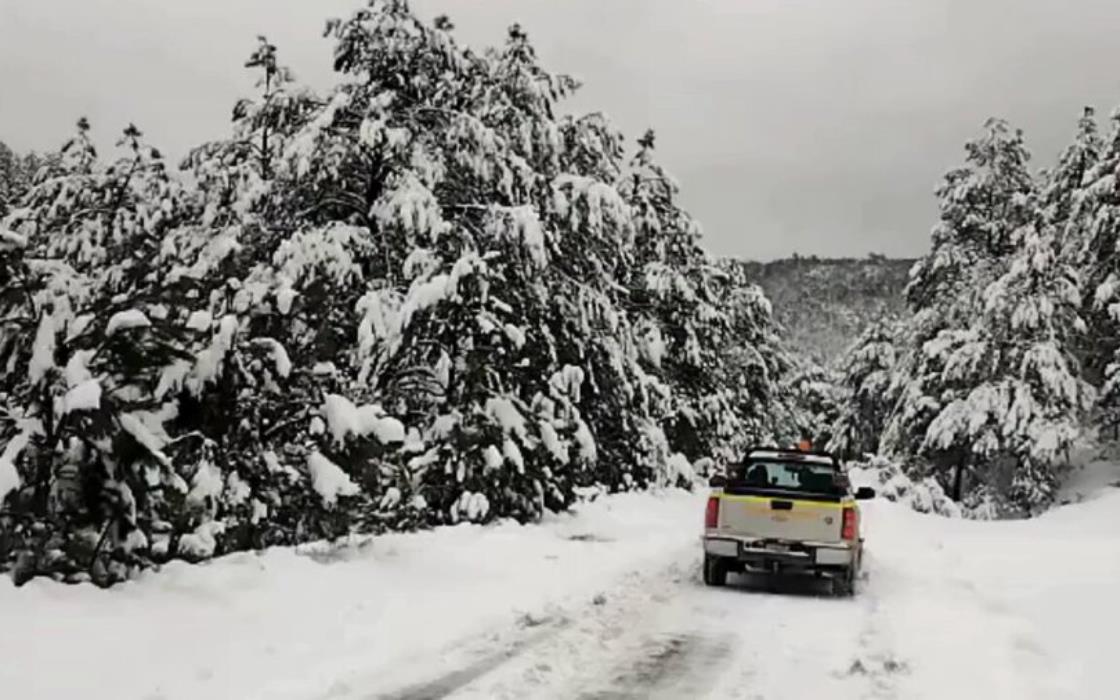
[841,507,858,540]
[705,496,720,529]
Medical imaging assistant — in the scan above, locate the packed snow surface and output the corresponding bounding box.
[2,480,1119,699]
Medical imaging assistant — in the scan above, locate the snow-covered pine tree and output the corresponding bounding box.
[942,208,1094,512]
[904,119,1034,331]
[0,120,198,583]
[1038,108,1101,403]
[2,0,796,583]
[182,35,319,239]
[981,212,1093,508]
[828,318,900,460]
[163,38,355,554]
[883,118,1036,498]
[225,2,645,523]
[620,129,739,465]
[1045,107,1102,257]
[0,149,52,220]
[1064,108,1120,435]
[782,360,843,450]
[0,141,22,217]
[714,259,795,448]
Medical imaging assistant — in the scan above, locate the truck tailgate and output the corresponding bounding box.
[717,494,844,543]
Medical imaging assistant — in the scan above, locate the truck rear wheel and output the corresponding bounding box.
[703,554,728,587]
[832,567,856,597]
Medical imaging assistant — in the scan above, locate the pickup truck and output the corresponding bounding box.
[702,447,875,596]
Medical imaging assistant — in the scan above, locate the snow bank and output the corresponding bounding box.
[850,456,965,518]
[1058,448,1120,504]
[849,488,1120,700]
[0,488,703,700]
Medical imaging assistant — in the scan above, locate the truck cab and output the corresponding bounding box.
[702,447,875,595]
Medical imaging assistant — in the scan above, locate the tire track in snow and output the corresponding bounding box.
[439,557,722,699]
[835,582,908,700]
[576,631,736,700]
[371,617,571,700]
[363,553,702,700]
[700,564,887,700]
[814,549,913,700]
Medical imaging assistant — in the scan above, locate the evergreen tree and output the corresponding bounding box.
[884,118,1037,499]
[1,0,792,584]
[620,130,738,463]
[924,198,1092,512]
[715,260,795,448]
[0,141,18,217]
[0,143,50,219]
[0,120,197,583]
[163,39,371,554]
[829,318,900,459]
[1045,107,1102,257]
[782,360,843,450]
[1066,108,1120,434]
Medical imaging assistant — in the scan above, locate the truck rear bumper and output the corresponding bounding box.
[703,535,855,570]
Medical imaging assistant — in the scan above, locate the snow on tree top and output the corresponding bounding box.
[106,309,151,336]
[322,394,405,446]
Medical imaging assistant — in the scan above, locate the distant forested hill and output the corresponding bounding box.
[728,255,915,366]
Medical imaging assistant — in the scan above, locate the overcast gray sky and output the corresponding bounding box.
[3,0,1120,260]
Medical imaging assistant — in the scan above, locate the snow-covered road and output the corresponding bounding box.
[3,469,1119,700]
[354,491,1120,700]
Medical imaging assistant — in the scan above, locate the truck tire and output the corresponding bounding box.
[832,567,856,597]
[703,554,728,587]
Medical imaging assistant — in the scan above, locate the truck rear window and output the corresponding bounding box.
[725,459,846,498]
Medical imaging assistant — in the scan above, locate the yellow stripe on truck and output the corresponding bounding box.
[716,494,853,511]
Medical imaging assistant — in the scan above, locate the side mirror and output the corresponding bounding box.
[855,486,876,501]
[708,474,728,489]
